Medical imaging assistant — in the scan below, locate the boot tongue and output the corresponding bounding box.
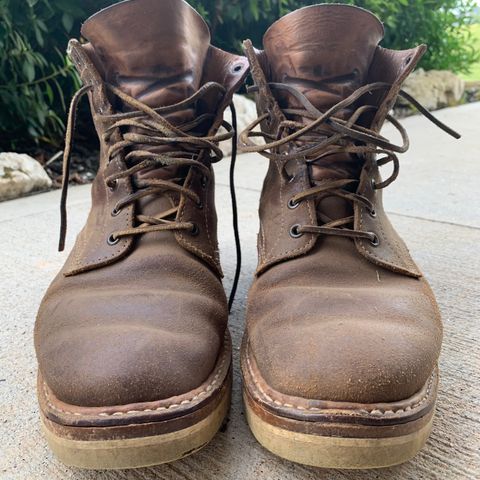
[81,0,213,213]
[263,5,383,113]
[263,4,383,219]
[81,0,210,114]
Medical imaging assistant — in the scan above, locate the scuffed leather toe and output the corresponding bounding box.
[246,239,443,404]
[37,320,221,407]
[249,307,441,404]
[35,238,227,407]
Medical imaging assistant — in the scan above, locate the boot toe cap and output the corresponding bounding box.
[40,325,220,407]
[247,285,442,404]
[35,290,225,407]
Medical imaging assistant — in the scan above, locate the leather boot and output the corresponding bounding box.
[34,0,248,469]
[239,4,458,469]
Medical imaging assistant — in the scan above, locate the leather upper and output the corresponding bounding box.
[242,4,443,404]
[36,234,228,406]
[63,0,248,277]
[243,10,424,276]
[35,0,248,407]
[246,236,442,403]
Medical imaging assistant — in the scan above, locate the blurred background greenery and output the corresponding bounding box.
[0,0,479,153]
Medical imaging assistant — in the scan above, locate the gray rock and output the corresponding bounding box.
[221,94,258,156]
[0,152,52,201]
[399,68,465,111]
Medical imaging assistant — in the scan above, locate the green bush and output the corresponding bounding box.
[193,0,480,73]
[0,0,88,150]
[0,0,478,153]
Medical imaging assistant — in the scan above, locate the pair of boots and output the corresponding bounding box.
[35,0,458,470]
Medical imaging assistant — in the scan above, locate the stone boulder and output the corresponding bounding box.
[465,81,480,104]
[0,152,52,201]
[399,68,465,111]
[221,94,258,156]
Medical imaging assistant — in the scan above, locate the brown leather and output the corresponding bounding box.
[241,4,443,406]
[34,0,248,408]
[263,4,383,112]
[63,0,248,276]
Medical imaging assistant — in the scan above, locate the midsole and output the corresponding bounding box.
[241,339,438,436]
[244,392,434,469]
[42,387,230,449]
[243,386,434,439]
[41,386,231,469]
[41,370,231,443]
[38,331,232,440]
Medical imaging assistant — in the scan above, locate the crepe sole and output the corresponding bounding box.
[41,387,230,469]
[244,390,434,469]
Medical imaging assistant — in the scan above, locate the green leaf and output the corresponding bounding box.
[34,24,44,47]
[249,0,260,21]
[22,61,35,82]
[52,77,66,112]
[45,82,54,103]
[37,19,48,33]
[54,0,85,18]
[61,13,73,32]
[27,125,39,138]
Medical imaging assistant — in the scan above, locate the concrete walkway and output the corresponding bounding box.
[1,103,479,479]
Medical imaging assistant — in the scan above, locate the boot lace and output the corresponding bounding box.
[58,82,242,310]
[240,81,460,244]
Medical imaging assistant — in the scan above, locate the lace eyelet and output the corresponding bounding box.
[232,63,243,73]
[201,175,209,189]
[107,179,118,191]
[287,198,300,209]
[369,233,380,247]
[107,234,119,245]
[265,112,273,127]
[369,208,377,218]
[371,178,377,190]
[111,206,122,217]
[289,224,303,238]
[190,223,200,236]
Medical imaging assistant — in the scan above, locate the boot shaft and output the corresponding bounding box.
[240,4,437,277]
[61,0,248,277]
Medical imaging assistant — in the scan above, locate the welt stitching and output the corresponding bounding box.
[357,239,409,274]
[260,235,315,267]
[359,193,401,264]
[73,228,85,269]
[180,235,216,264]
[202,177,214,254]
[69,135,132,271]
[44,336,229,417]
[246,353,434,416]
[260,224,267,259]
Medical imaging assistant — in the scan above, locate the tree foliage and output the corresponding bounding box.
[188,0,479,72]
[0,0,87,150]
